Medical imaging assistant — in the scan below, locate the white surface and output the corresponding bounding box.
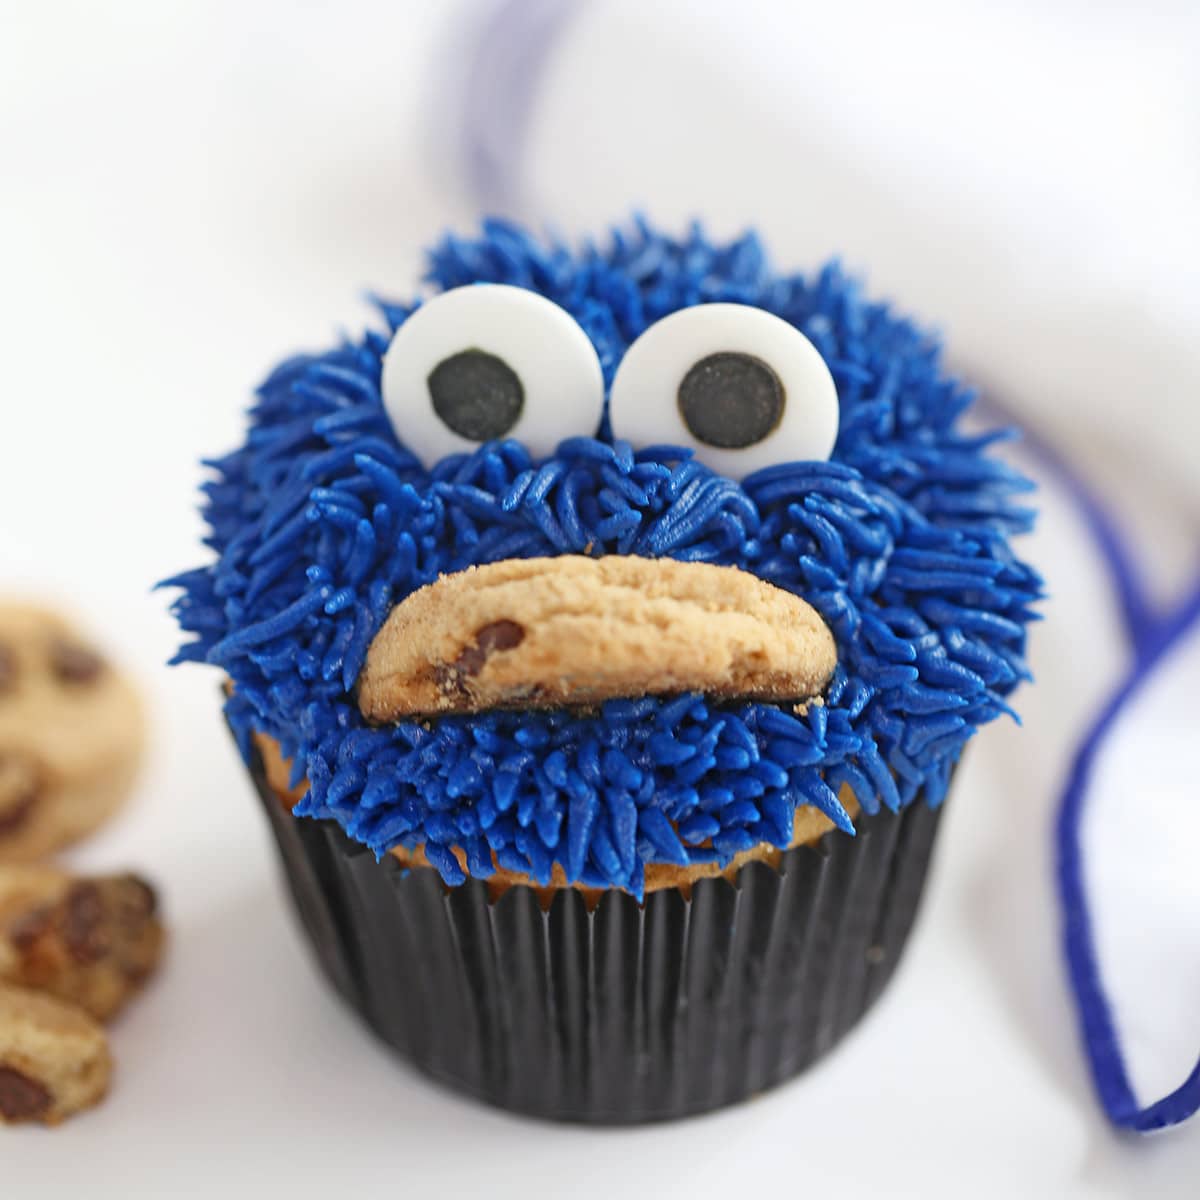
[382,283,606,462]
[609,304,839,475]
[1,3,1197,1197]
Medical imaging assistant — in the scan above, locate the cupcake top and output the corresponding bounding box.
[166,218,1041,897]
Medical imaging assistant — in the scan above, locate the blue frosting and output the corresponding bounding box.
[165,218,1041,897]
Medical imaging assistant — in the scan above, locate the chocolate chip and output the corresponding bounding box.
[0,1065,52,1122]
[0,754,39,839]
[49,638,105,684]
[0,793,36,838]
[434,621,526,699]
[455,620,525,677]
[8,903,53,953]
[0,644,16,693]
[62,883,108,965]
[433,665,469,699]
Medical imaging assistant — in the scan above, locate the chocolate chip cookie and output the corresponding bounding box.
[0,983,110,1124]
[358,555,837,720]
[0,866,163,1022]
[0,604,143,862]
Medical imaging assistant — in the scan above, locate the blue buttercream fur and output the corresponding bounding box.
[164,218,1041,896]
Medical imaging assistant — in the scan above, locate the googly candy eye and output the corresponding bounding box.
[380,284,605,464]
[608,303,839,477]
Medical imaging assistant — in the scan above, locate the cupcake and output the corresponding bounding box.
[165,219,1041,1122]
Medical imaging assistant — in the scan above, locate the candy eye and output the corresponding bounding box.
[380,284,605,464]
[608,303,839,476]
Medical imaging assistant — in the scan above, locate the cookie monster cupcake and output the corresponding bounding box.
[165,219,1041,1122]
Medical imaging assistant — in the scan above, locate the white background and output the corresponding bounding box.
[1,2,1197,1196]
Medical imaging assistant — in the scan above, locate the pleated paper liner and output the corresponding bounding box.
[248,739,944,1123]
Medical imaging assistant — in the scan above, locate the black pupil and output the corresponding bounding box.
[678,352,785,449]
[428,349,524,441]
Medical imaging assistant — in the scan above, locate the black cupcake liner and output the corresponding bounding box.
[249,742,944,1123]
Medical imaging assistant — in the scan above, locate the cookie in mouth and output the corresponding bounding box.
[356,555,837,721]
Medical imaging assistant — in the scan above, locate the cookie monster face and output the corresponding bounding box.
[358,282,845,722]
[168,219,1041,896]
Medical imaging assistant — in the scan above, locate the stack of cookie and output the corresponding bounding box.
[0,604,162,1126]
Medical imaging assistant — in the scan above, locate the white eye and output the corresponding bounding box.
[380,284,605,464]
[608,303,839,476]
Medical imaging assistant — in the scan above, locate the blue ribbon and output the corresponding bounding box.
[450,0,1200,1132]
[983,393,1200,1129]
[1056,573,1200,1131]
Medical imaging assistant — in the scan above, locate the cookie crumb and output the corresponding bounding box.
[0,1063,52,1122]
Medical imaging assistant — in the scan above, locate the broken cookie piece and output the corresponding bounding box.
[0,866,164,1022]
[0,983,110,1125]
